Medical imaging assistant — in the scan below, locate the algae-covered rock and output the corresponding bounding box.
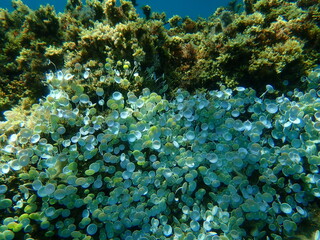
[0,0,319,120]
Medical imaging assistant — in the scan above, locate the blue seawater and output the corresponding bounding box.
[0,0,232,19]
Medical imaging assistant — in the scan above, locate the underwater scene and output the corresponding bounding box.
[0,0,320,239]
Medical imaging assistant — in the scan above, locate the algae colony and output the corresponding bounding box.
[0,0,320,239]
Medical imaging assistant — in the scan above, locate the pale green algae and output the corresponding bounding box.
[0,66,320,239]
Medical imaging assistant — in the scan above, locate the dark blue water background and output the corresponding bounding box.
[1,0,232,19]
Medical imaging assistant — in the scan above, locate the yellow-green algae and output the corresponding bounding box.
[0,0,320,239]
[0,0,319,118]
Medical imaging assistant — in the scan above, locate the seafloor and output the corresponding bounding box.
[0,0,320,239]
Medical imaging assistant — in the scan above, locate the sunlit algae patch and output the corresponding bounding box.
[1,65,320,240]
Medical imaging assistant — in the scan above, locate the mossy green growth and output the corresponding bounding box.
[83,195,93,204]
[107,99,120,110]
[308,156,320,165]
[19,173,30,180]
[18,214,29,222]
[28,169,39,180]
[85,169,96,176]
[24,204,37,214]
[71,231,82,238]
[27,194,37,204]
[0,225,8,231]
[71,83,84,95]
[7,222,23,232]
[80,217,91,226]
[198,166,208,176]
[40,220,51,229]
[0,199,12,209]
[49,199,57,205]
[113,177,123,184]
[45,231,55,237]
[29,212,41,221]
[68,162,78,171]
[3,230,15,240]
[142,140,152,149]
[83,236,92,240]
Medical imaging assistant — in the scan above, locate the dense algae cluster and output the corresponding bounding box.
[0,0,319,116]
[1,0,320,239]
[1,64,320,239]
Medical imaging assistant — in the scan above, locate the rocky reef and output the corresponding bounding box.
[0,0,319,118]
[0,0,320,239]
